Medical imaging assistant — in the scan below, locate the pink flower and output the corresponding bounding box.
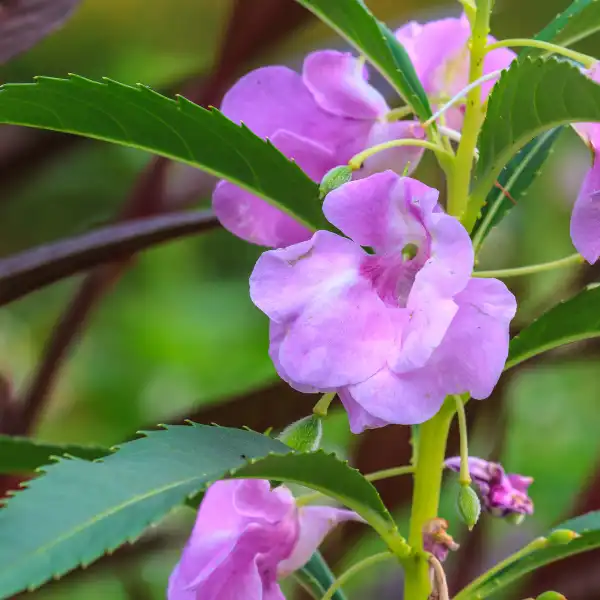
[445,457,534,519]
[570,64,600,263]
[396,14,515,129]
[213,50,425,248]
[168,479,359,600]
[422,518,460,562]
[250,172,516,433]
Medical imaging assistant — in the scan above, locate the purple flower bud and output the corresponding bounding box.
[445,457,534,520]
[422,518,460,562]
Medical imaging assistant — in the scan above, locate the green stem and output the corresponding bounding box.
[453,537,549,600]
[313,393,335,417]
[473,253,584,279]
[348,139,452,171]
[296,465,414,507]
[454,395,471,486]
[449,0,492,220]
[486,38,596,68]
[404,399,456,600]
[320,552,394,600]
[385,105,415,121]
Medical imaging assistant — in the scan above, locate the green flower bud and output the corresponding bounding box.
[278,415,323,453]
[456,484,481,531]
[319,166,353,200]
[536,592,567,600]
[506,512,526,526]
[546,529,580,546]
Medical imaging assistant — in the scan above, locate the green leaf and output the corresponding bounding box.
[297,552,348,600]
[471,128,562,250]
[506,284,600,370]
[293,0,432,120]
[0,424,392,598]
[474,57,600,203]
[0,76,325,231]
[0,435,109,474]
[456,511,600,599]
[527,0,600,51]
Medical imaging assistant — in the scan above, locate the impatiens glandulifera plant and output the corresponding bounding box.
[8,0,600,599]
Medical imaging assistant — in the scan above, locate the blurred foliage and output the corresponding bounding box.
[1,0,600,598]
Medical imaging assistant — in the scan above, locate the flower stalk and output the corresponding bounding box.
[404,398,456,600]
[486,38,596,68]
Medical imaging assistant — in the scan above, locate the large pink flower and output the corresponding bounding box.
[168,479,358,600]
[213,50,424,248]
[250,172,516,433]
[396,14,515,129]
[570,64,600,264]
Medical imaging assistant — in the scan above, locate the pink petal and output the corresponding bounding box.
[213,180,312,248]
[413,209,474,297]
[361,121,425,177]
[338,389,388,433]
[345,366,446,426]
[221,64,372,160]
[395,16,470,96]
[252,231,394,388]
[302,50,388,119]
[481,42,516,98]
[278,506,361,575]
[423,278,517,399]
[571,153,600,263]
[573,64,600,149]
[212,130,334,248]
[233,480,295,523]
[508,474,534,494]
[323,172,438,252]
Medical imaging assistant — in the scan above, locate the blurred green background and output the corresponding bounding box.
[1,0,599,598]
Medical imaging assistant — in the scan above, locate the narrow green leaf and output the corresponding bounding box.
[293,0,432,120]
[297,552,348,600]
[471,128,562,250]
[0,76,324,231]
[0,435,109,474]
[506,285,600,370]
[0,424,391,598]
[457,511,600,599]
[475,57,600,203]
[526,0,600,51]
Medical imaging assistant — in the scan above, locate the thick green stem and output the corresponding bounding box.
[403,400,456,600]
[448,0,492,220]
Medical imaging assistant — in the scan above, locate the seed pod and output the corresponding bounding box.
[456,485,481,531]
[546,529,580,546]
[319,166,353,200]
[536,592,567,600]
[278,415,323,453]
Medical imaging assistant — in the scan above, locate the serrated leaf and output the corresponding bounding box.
[526,0,600,52]
[506,285,600,370]
[0,0,82,64]
[474,57,600,205]
[297,552,348,600]
[0,76,325,231]
[0,424,392,598]
[0,435,109,474]
[471,128,562,250]
[455,511,600,599]
[293,0,432,120]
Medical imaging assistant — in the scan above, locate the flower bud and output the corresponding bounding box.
[422,518,459,562]
[319,166,353,200]
[456,484,481,531]
[278,415,323,453]
[546,529,580,546]
[506,513,526,526]
[536,593,567,600]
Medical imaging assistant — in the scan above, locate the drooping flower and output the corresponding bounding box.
[396,14,516,129]
[422,517,460,562]
[213,50,425,248]
[569,64,600,264]
[445,457,534,519]
[168,479,359,600]
[250,171,517,433]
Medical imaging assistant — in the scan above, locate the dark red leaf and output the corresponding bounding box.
[0,0,81,63]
